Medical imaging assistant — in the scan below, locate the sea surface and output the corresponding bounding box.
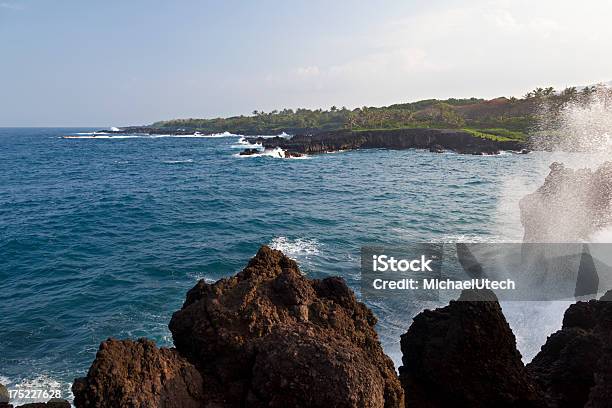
[0,127,576,403]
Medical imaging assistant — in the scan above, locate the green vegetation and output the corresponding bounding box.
[461,128,523,142]
[150,85,606,140]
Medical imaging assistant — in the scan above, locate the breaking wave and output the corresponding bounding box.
[2,373,73,404]
[233,147,311,160]
[161,159,194,164]
[269,237,320,259]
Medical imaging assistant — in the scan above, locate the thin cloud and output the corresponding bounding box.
[0,2,23,10]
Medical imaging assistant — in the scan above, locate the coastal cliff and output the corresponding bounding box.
[247,128,526,156]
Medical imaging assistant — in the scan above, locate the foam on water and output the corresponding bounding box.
[269,236,320,258]
[493,85,612,362]
[63,134,139,139]
[63,130,243,139]
[3,374,73,405]
[233,147,288,159]
[161,159,194,164]
[501,301,570,363]
[230,136,263,149]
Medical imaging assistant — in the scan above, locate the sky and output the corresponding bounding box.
[1,0,612,126]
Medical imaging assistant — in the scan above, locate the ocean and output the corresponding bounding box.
[0,127,571,403]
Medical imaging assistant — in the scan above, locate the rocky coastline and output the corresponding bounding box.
[98,126,527,156]
[244,128,527,156]
[58,244,610,408]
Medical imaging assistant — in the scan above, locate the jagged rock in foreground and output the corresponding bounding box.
[520,161,612,242]
[399,289,544,408]
[169,245,403,408]
[72,339,208,408]
[74,246,403,407]
[527,290,612,408]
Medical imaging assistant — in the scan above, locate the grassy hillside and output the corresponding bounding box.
[150,86,600,139]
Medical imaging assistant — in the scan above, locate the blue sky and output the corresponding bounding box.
[1,0,612,126]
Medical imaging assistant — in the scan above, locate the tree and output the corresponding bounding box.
[560,87,578,101]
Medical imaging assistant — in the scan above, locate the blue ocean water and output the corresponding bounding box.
[0,128,552,401]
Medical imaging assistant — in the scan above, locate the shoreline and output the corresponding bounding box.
[85,126,529,156]
[245,128,527,156]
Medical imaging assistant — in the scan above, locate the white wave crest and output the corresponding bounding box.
[234,147,311,159]
[5,374,72,404]
[63,131,243,139]
[433,234,509,243]
[269,237,320,259]
[234,147,286,159]
[230,136,263,149]
[202,131,240,138]
[161,159,194,164]
[62,135,139,139]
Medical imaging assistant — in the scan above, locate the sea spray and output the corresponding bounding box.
[533,84,612,157]
[497,84,612,362]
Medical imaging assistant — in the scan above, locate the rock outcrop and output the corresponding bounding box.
[399,289,544,408]
[520,161,612,242]
[169,246,403,408]
[73,246,403,408]
[238,148,259,156]
[248,128,525,156]
[72,339,208,408]
[527,290,612,408]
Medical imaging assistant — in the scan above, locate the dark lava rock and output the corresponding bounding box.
[520,161,612,242]
[239,148,260,156]
[284,150,303,158]
[456,243,484,278]
[72,338,209,408]
[257,128,523,156]
[169,246,403,408]
[399,289,544,408]
[527,290,612,408]
[429,144,445,153]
